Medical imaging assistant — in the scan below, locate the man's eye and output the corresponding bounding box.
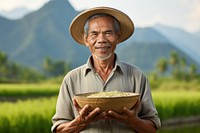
[92,33,98,36]
[90,32,98,36]
[106,32,113,35]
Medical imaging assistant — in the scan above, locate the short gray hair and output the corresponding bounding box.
[84,13,121,36]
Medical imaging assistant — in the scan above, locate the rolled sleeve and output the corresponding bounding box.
[51,76,75,132]
[51,119,70,132]
[138,76,161,129]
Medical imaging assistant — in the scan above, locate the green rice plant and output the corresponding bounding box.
[152,91,200,121]
[0,83,60,97]
[0,96,57,133]
[158,79,200,91]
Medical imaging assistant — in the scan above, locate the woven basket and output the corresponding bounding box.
[74,92,140,113]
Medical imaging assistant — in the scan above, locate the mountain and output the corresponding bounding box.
[126,27,170,44]
[153,24,200,66]
[0,0,90,71]
[0,7,30,20]
[116,27,197,72]
[0,0,199,73]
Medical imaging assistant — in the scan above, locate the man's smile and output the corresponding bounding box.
[95,46,111,50]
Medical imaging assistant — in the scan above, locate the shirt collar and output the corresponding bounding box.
[84,54,124,76]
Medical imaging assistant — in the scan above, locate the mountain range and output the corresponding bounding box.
[0,0,199,73]
[154,24,200,65]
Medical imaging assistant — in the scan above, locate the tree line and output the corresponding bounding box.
[155,50,198,80]
[0,51,71,83]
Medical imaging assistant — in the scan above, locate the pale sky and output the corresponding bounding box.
[0,0,200,33]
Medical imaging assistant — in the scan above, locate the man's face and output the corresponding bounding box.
[84,16,120,60]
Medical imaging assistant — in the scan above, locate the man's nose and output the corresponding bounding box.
[97,33,106,43]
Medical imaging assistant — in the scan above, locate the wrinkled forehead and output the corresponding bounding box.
[86,13,115,28]
[84,13,120,34]
[89,17,115,29]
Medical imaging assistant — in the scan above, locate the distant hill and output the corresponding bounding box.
[153,24,200,66]
[116,27,197,72]
[0,0,90,71]
[0,0,199,73]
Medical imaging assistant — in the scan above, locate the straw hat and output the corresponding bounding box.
[70,6,134,45]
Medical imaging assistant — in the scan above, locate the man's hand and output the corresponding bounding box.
[106,99,156,133]
[106,99,140,124]
[73,98,107,125]
[56,99,106,133]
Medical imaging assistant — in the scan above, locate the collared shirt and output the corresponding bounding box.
[51,55,161,132]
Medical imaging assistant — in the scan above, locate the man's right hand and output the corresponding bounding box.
[55,99,106,133]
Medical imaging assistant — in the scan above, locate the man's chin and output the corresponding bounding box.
[93,53,112,61]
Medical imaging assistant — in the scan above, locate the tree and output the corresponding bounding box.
[169,51,182,79]
[50,61,66,76]
[0,51,8,78]
[180,57,186,80]
[156,58,168,75]
[190,64,197,78]
[0,51,7,65]
[43,57,71,77]
[43,57,53,76]
[9,62,20,80]
[169,51,179,66]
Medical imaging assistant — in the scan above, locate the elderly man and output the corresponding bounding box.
[51,7,161,133]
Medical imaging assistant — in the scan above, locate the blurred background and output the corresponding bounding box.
[0,0,200,132]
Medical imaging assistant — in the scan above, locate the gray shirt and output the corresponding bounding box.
[51,55,161,132]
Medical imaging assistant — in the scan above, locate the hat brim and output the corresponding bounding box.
[70,7,134,45]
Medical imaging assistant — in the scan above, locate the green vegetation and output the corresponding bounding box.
[153,91,200,121]
[149,77,200,91]
[0,83,200,132]
[0,51,44,83]
[0,96,57,133]
[0,50,70,83]
[43,57,71,77]
[155,50,198,80]
[0,83,60,97]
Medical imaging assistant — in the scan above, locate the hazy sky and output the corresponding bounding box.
[0,0,200,33]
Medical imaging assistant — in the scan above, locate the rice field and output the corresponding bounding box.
[152,91,200,121]
[0,83,200,132]
[0,96,57,133]
[0,83,60,97]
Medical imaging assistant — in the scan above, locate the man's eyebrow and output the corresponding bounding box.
[104,30,113,32]
[89,29,114,34]
[89,30,98,34]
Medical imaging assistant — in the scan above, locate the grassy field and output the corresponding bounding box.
[0,96,57,133]
[152,91,200,121]
[0,83,200,132]
[0,83,60,97]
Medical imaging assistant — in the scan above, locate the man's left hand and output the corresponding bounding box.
[106,99,140,125]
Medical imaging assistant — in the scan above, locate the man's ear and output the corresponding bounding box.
[116,31,121,43]
[83,34,89,47]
